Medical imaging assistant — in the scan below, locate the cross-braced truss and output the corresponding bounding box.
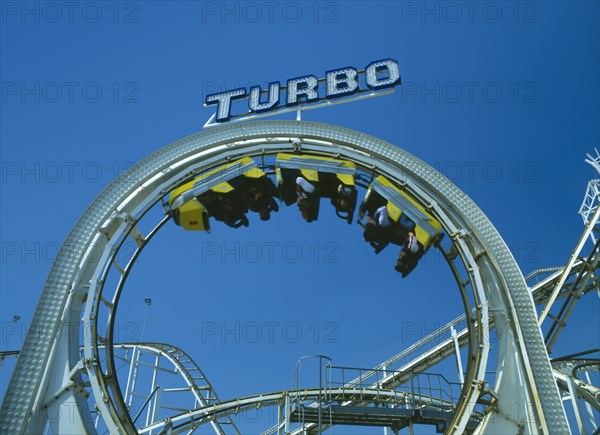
[4,121,596,434]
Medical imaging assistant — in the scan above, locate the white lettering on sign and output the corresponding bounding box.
[205,58,401,122]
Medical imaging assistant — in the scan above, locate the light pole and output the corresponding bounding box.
[5,315,21,349]
[141,298,152,342]
[1,316,21,366]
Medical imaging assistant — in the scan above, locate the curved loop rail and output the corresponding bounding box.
[1,121,568,434]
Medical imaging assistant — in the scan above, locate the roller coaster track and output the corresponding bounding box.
[136,386,482,434]
[327,245,598,395]
[0,343,478,434]
[552,354,600,434]
[110,332,599,435]
[262,245,600,435]
[3,254,594,433]
[2,342,241,433]
[110,342,241,434]
[538,235,600,353]
[553,359,600,412]
[1,242,596,433]
[1,121,571,433]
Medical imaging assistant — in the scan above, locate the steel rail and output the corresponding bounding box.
[1,121,567,434]
[77,131,488,433]
[136,386,482,434]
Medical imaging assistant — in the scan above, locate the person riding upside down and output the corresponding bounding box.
[394,231,423,278]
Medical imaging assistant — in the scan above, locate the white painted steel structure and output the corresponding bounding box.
[1,121,571,433]
[580,149,600,245]
[4,254,594,433]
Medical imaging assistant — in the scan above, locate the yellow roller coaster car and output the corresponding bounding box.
[275,153,358,223]
[169,157,271,231]
[360,175,442,250]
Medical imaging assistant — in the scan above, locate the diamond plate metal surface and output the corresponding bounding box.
[1,121,567,433]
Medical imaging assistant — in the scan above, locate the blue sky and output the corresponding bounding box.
[1,1,599,433]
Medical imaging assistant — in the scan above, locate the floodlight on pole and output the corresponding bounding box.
[3,315,22,351]
[141,298,152,342]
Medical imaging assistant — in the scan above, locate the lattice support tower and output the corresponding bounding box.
[579,149,600,244]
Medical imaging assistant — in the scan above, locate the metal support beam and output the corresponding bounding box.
[451,326,465,386]
[1,121,568,434]
[539,206,600,325]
